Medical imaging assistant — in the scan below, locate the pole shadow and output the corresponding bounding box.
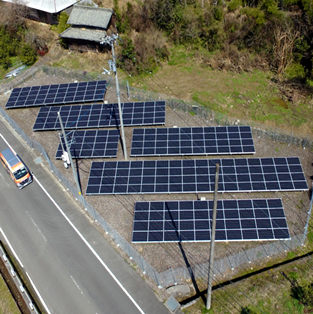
[165,202,206,304]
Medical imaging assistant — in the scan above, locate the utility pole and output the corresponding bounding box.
[101,35,128,160]
[111,41,128,160]
[57,112,82,196]
[206,163,220,310]
[58,132,65,153]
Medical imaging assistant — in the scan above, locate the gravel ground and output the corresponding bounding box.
[0,68,312,278]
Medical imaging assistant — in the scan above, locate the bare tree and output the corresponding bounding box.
[0,0,29,32]
[273,23,299,80]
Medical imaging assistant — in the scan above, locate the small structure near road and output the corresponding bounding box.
[5,65,26,79]
[60,5,114,51]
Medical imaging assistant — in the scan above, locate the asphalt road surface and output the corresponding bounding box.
[0,119,170,313]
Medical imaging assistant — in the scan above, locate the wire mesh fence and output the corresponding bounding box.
[0,66,312,291]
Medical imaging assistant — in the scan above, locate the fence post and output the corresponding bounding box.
[302,183,313,246]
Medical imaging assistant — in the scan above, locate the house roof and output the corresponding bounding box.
[60,27,107,43]
[67,5,113,29]
[1,0,79,13]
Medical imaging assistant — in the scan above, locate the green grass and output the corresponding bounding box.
[168,46,196,66]
[52,55,82,70]
[128,44,313,136]
[0,273,20,314]
[183,255,313,314]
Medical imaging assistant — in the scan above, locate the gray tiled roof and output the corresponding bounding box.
[60,27,107,43]
[68,5,113,29]
[2,0,78,13]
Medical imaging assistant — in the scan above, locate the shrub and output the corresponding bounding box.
[228,0,242,12]
[240,306,256,314]
[241,7,266,25]
[20,44,37,65]
[57,12,70,34]
[118,29,169,75]
[117,36,137,73]
[291,283,313,307]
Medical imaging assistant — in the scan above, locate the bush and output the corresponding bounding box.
[117,36,137,73]
[20,44,37,65]
[228,0,242,12]
[291,283,313,307]
[117,29,169,75]
[57,12,70,34]
[241,306,256,314]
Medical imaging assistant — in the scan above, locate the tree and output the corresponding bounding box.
[272,23,299,79]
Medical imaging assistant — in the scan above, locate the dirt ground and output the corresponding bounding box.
[0,67,312,287]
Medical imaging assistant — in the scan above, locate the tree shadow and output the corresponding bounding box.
[281,271,311,306]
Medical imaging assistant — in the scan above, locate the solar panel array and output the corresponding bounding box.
[33,101,166,131]
[6,80,107,109]
[132,199,290,242]
[131,126,255,156]
[56,129,120,159]
[86,157,307,195]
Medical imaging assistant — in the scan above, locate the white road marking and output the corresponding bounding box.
[26,272,51,314]
[0,160,11,188]
[70,275,84,295]
[0,133,17,154]
[0,132,145,314]
[33,175,145,314]
[0,227,24,268]
[25,211,47,243]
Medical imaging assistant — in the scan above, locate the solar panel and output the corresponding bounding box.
[5,80,107,109]
[56,129,119,159]
[131,126,255,156]
[132,198,290,242]
[86,157,308,195]
[33,101,166,131]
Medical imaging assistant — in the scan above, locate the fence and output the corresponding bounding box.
[0,66,312,291]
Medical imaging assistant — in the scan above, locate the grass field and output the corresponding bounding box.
[0,273,20,314]
[128,46,313,138]
[183,254,313,314]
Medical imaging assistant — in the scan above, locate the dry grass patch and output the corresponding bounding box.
[0,273,20,314]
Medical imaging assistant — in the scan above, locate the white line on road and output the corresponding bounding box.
[0,131,145,314]
[33,175,145,314]
[26,272,51,314]
[0,228,24,268]
[0,133,16,154]
[25,211,47,243]
[70,275,84,295]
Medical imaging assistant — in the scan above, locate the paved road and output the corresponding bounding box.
[0,119,170,313]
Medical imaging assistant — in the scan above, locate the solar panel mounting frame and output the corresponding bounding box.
[132,198,290,243]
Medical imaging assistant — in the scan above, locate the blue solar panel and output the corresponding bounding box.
[5,80,107,108]
[131,126,255,156]
[56,129,119,159]
[33,101,166,131]
[86,157,308,195]
[132,198,290,242]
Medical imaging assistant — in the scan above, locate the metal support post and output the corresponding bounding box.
[111,43,128,160]
[302,182,313,246]
[58,132,65,153]
[57,112,82,196]
[206,163,220,310]
[126,80,130,99]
